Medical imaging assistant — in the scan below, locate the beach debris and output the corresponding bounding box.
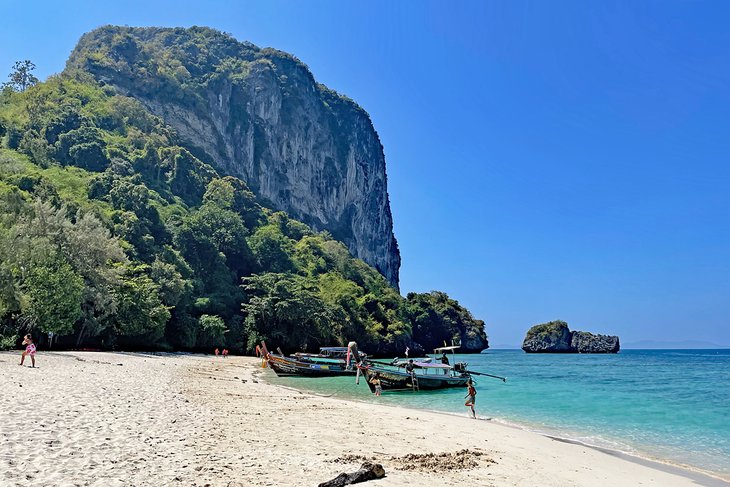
[391,449,493,472]
[332,449,493,473]
[318,462,385,487]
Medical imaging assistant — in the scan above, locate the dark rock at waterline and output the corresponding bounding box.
[570,331,620,353]
[522,320,619,353]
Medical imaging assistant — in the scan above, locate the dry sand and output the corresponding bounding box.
[1,351,726,487]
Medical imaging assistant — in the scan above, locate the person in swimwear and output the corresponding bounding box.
[464,378,477,419]
[369,372,383,396]
[19,334,36,367]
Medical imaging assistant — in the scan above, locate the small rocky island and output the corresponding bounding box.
[522,320,620,353]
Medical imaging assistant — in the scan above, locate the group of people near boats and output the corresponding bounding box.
[260,341,502,420]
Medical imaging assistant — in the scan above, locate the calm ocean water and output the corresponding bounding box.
[265,349,730,480]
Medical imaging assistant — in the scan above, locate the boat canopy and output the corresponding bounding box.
[303,357,345,364]
[396,361,451,369]
[392,357,432,363]
[433,345,461,352]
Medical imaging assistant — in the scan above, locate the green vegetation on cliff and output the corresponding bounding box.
[66,25,402,287]
[523,320,570,342]
[0,48,488,354]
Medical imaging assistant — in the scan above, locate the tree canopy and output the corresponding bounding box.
[0,61,489,354]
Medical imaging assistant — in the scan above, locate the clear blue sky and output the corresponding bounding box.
[3,1,729,347]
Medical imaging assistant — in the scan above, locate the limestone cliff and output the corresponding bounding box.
[65,26,401,287]
[522,320,620,353]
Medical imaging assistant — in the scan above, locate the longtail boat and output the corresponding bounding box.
[359,360,470,392]
[358,345,499,393]
[261,341,365,377]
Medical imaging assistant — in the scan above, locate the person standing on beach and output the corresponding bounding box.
[464,379,477,418]
[214,348,220,358]
[222,349,229,358]
[19,334,36,368]
[369,373,382,396]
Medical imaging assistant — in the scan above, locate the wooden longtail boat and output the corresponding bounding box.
[262,342,365,377]
[359,345,473,393]
[359,361,471,392]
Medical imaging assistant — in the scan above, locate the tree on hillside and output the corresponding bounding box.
[404,291,488,351]
[242,272,337,352]
[21,253,84,335]
[12,202,128,344]
[2,60,39,92]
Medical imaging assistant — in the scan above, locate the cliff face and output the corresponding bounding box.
[460,328,490,353]
[522,321,620,353]
[65,26,400,287]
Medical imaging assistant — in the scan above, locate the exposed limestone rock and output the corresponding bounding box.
[571,331,620,353]
[522,320,573,353]
[66,26,401,287]
[522,321,619,353]
[460,328,489,353]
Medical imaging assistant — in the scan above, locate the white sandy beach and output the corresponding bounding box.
[1,351,726,487]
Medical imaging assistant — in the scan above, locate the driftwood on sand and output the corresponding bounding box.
[318,462,386,487]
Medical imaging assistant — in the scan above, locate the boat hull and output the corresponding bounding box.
[267,354,355,377]
[362,366,470,392]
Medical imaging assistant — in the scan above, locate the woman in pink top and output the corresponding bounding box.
[19,334,36,367]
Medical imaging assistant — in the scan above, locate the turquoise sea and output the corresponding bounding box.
[266,349,730,481]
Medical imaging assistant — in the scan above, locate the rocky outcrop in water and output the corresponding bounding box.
[570,331,620,353]
[522,321,620,353]
[521,321,573,353]
[66,26,401,287]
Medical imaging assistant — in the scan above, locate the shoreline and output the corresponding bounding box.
[3,351,728,486]
[271,369,730,486]
[478,415,730,486]
[545,435,730,487]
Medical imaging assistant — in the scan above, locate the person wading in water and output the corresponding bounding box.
[464,378,477,418]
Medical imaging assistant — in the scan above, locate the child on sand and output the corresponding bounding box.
[464,378,476,418]
[19,334,36,368]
